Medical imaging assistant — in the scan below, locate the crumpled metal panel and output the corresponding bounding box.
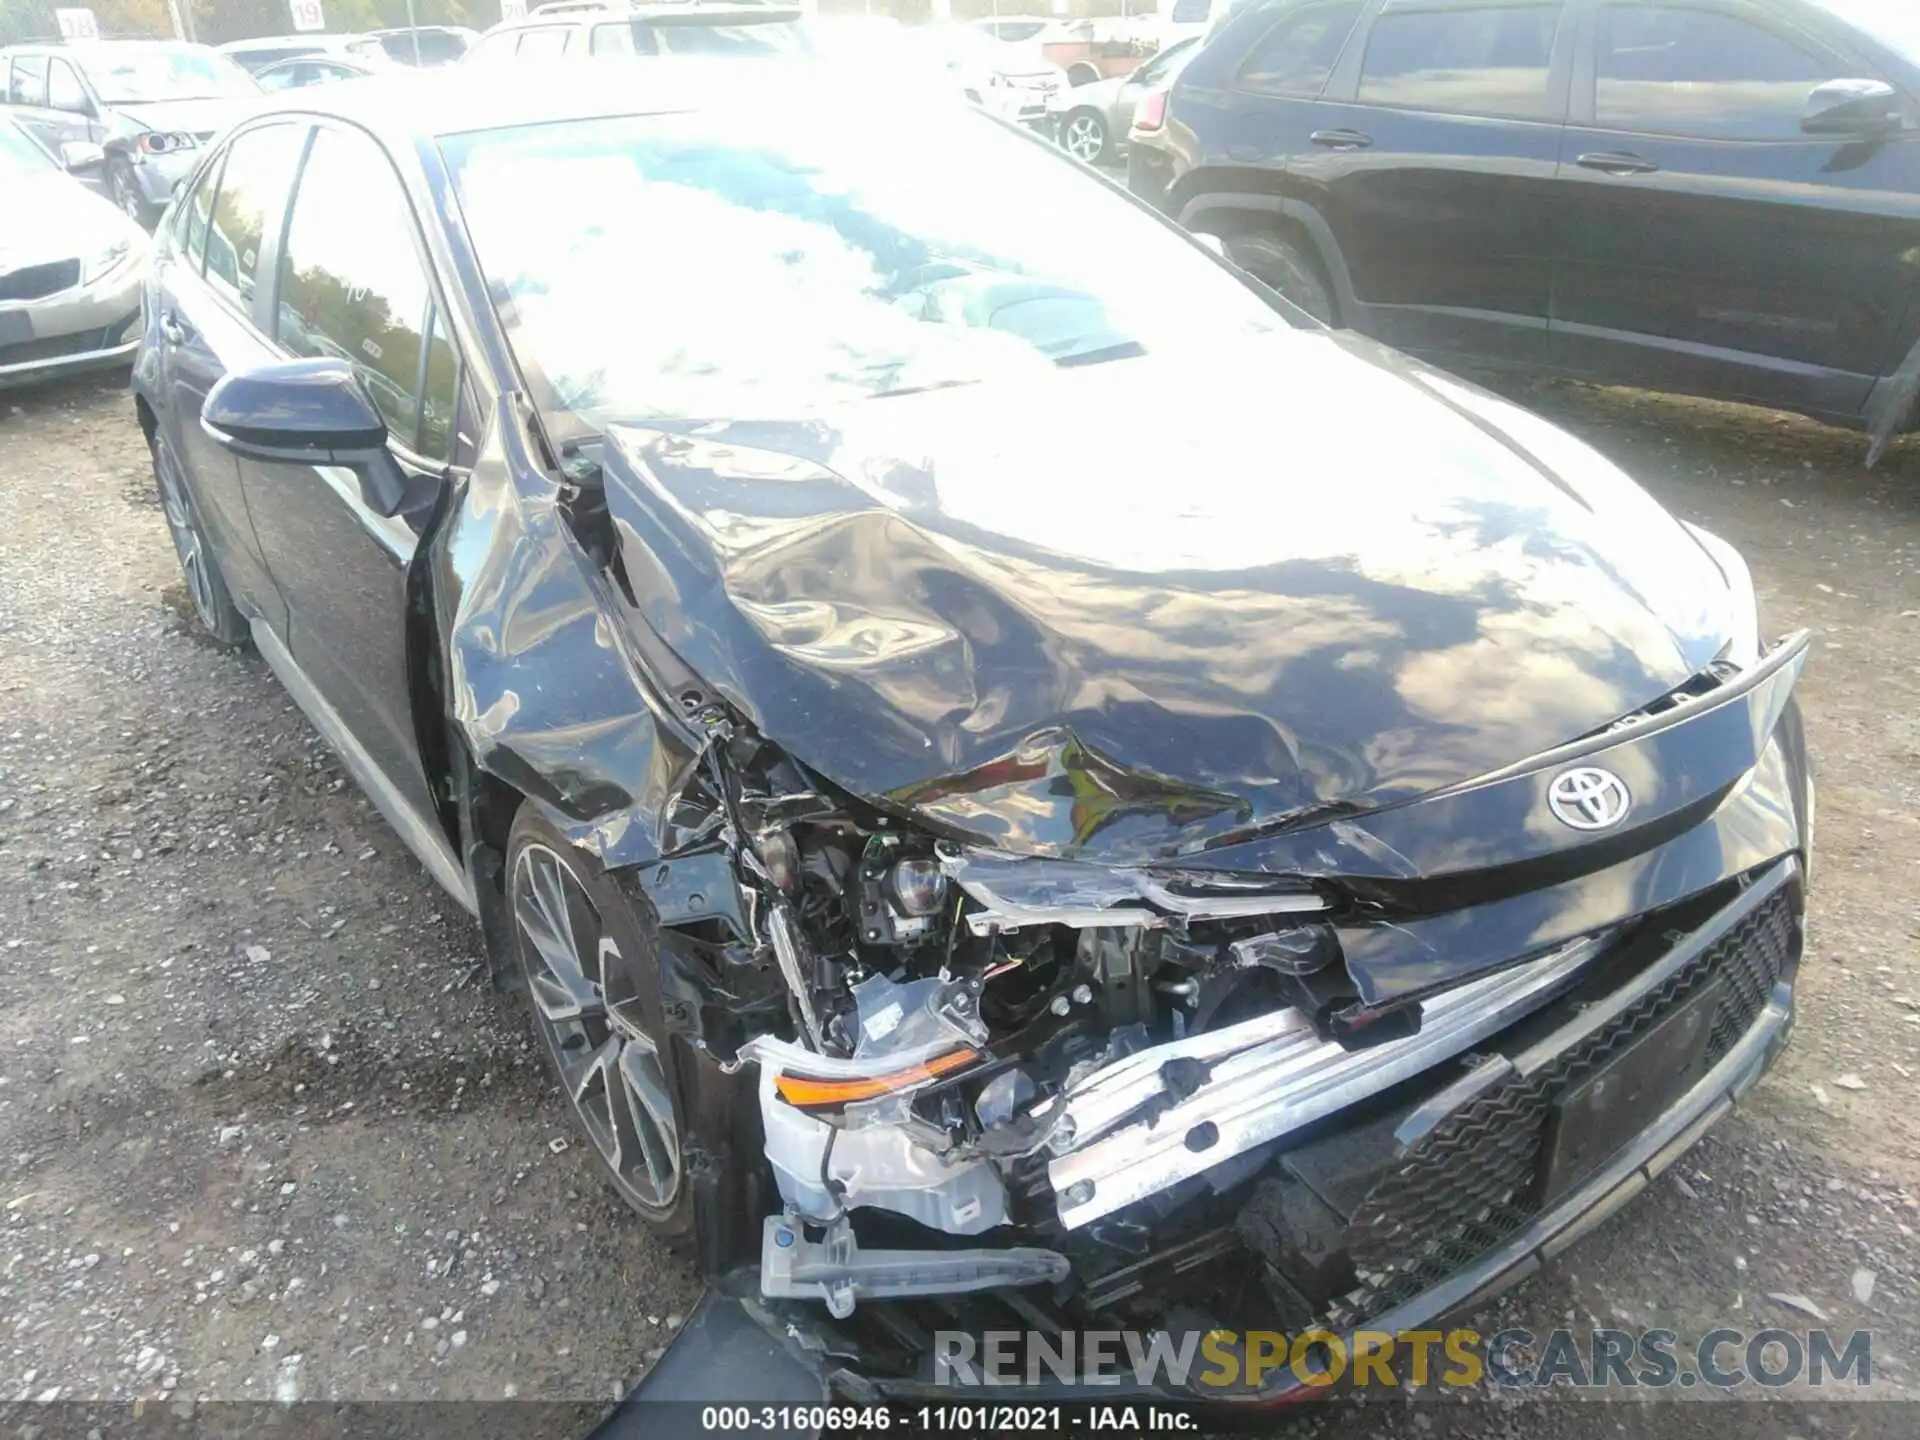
[591,348,1735,866]
[430,397,704,868]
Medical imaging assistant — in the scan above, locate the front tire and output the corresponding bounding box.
[506,807,696,1233]
[1061,109,1109,165]
[151,428,249,647]
[107,158,157,230]
[1222,229,1340,326]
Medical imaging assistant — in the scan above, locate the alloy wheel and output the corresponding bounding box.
[1064,114,1105,163]
[111,168,143,223]
[512,842,682,1212]
[154,441,219,632]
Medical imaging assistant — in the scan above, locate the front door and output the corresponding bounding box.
[1297,0,1576,363]
[1553,0,1920,416]
[237,121,460,833]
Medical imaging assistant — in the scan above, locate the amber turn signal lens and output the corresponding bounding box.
[774,1048,980,1109]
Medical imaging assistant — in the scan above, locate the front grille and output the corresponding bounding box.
[0,310,141,369]
[1343,886,1798,1323]
[0,259,80,302]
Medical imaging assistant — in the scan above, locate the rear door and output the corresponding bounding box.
[6,53,56,151]
[41,56,102,149]
[154,122,310,636]
[1553,0,1920,415]
[238,121,463,834]
[1211,0,1369,170]
[1294,0,1575,363]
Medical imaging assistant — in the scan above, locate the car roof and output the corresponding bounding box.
[481,3,799,31]
[242,57,923,144]
[4,39,210,55]
[220,34,363,49]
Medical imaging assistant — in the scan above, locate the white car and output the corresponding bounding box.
[0,117,149,387]
[915,25,1067,132]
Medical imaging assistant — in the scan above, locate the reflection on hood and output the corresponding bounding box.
[0,173,142,264]
[599,335,1731,863]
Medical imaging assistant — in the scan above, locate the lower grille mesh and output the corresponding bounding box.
[1344,886,1798,1322]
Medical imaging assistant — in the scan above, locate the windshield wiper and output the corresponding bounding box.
[1054,340,1147,369]
[870,378,980,401]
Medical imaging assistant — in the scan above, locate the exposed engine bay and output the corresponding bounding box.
[428,378,1813,1380]
[656,718,1676,1327]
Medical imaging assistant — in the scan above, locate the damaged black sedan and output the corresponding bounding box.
[132,66,1813,1403]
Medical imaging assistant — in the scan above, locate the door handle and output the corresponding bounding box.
[1310,128,1374,151]
[1576,151,1661,176]
[159,310,192,346]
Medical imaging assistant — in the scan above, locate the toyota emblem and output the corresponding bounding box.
[1548,767,1632,831]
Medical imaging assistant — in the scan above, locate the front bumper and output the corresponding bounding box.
[626,855,1804,1410]
[0,257,146,387]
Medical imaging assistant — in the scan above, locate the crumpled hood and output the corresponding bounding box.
[0,173,142,267]
[601,330,1734,863]
[106,96,255,140]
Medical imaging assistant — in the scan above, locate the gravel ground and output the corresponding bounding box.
[0,367,1916,1432]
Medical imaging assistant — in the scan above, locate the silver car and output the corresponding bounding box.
[0,117,149,388]
[1048,35,1197,166]
[0,41,260,229]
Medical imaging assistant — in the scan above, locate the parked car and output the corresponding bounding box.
[1051,34,1198,163]
[364,25,480,67]
[1131,0,1920,458]
[254,55,382,93]
[466,2,809,62]
[0,40,261,229]
[970,15,1057,45]
[0,115,149,387]
[1159,0,1224,45]
[135,61,1811,1405]
[915,24,1070,130]
[217,33,392,75]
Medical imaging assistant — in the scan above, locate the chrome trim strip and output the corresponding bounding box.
[1048,932,1606,1228]
[0,335,140,380]
[250,619,476,915]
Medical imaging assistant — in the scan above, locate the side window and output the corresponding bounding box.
[593,22,657,56]
[471,30,522,62]
[172,152,223,270]
[1356,2,1565,120]
[12,55,48,107]
[417,32,467,64]
[46,59,88,113]
[202,124,307,313]
[418,305,459,461]
[1595,5,1840,139]
[516,26,572,58]
[1236,0,1366,98]
[277,127,452,460]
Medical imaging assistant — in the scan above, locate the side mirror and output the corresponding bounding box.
[202,358,410,517]
[60,139,105,173]
[1803,77,1901,136]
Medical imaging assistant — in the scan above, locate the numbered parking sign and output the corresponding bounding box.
[501,0,528,19]
[54,8,100,41]
[289,0,327,32]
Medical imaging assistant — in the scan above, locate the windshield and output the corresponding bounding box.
[0,121,57,177]
[444,104,1284,430]
[1814,1,1920,61]
[78,45,259,103]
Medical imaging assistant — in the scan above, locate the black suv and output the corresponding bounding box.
[1131,0,1920,455]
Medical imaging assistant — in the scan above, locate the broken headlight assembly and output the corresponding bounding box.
[681,723,1624,1322]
